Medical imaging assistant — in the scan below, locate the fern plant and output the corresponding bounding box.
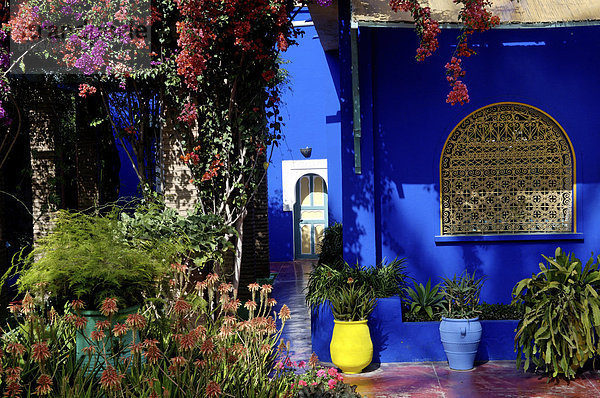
[512,247,600,379]
[16,210,173,310]
[405,279,445,320]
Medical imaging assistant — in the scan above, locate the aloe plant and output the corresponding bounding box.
[512,247,600,379]
[329,281,377,322]
[405,279,445,320]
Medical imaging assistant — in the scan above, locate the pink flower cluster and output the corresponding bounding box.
[389,1,440,61]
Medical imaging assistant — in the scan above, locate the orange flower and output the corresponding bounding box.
[125,313,147,330]
[31,342,51,363]
[35,373,52,395]
[91,330,105,342]
[82,346,96,356]
[247,283,260,292]
[205,381,221,398]
[171,356,186,367]
[112,323,128,337]
[173,299,192,315]
[279,304,291,321]
[200,338,214,355]
[143,339,162,364]
[8,301,22,314]
[261,284,272,294]
[95,320,110,330]
[22,292,34,314]
[100,298,118,316]
[74,316,88,329]
[5,366,22,383]
[244,300,257,311]
[218,283,233,294]
[6,343,25,357]
[100,366,124,391]
[71,299,85,310]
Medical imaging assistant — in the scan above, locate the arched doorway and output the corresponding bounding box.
[294,174,328,259]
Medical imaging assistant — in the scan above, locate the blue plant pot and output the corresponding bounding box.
[439,317,482,370]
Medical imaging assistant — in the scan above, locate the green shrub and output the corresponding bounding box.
[512,247,600,379]
[405,279,445,320]
[478,302,523,320]
[317,223,343,270]
[119,201,234,270]
[440,271,486,319]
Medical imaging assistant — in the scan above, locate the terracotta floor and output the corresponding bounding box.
[270,261,600,397]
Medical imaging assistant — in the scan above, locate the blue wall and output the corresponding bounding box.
[268,9,342,261]
[344,25,600,304]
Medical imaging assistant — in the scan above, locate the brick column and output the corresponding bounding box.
[28,97,57,242]
[159,114,197,213]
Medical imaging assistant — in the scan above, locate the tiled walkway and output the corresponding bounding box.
[270,261,600,397]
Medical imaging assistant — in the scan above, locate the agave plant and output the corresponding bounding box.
[512,247,600,379]
[405,279,445,320]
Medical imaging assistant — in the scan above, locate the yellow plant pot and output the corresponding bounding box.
[330,319,373,374]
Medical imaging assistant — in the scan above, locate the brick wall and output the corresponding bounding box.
[238,170,271,298]
[75,98,99,210]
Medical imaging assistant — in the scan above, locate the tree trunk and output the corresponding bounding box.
[232,208,247,291]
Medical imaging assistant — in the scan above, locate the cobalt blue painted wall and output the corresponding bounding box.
[267,9,342,261]
[311,298,518,362]
[345,25,600,304]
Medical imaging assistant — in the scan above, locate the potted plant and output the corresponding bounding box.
[439,270,486,370]
[329,279,377,374]
[14,210,173,367]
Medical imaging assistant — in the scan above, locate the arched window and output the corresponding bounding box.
[440,103,575,235]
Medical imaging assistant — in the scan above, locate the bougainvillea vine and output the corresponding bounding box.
[389,0,500,105]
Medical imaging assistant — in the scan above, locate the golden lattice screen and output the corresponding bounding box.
[440,103,574,235]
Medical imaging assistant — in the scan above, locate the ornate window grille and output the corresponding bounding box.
[440,103,575,235]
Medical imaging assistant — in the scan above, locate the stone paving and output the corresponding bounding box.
[270,261,600,397]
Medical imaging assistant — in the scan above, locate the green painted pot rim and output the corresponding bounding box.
[81,305,140,317]
[333,319,368,325]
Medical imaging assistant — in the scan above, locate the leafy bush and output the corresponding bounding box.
[15,210,172,309]
[329,281,377,321]
[512,247,600,379]
[119,201,234,270]
[317,223,343,270]
[440,271,486,319]
[405,279,444,320]
[305,258,409,311]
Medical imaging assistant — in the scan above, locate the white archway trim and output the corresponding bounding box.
[282,159,328,211]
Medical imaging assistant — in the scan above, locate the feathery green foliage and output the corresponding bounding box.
[512,247,600,379]
[16,210,172,309]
